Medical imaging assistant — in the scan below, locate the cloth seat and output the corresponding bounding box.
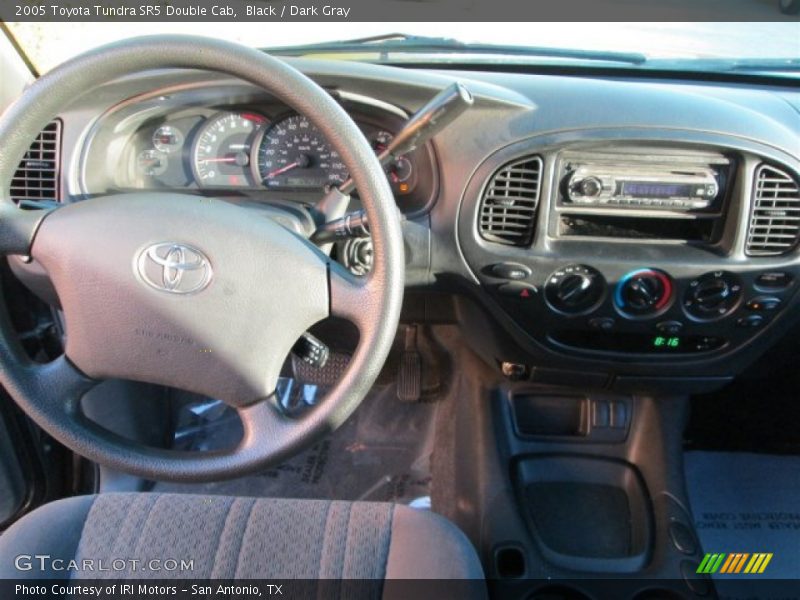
[0,493,486,598]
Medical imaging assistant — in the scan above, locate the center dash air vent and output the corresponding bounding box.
[479,155,542,247]
[10,120,62,205]
[746,164,800,256]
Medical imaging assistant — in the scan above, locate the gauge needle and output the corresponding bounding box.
[201,157,238,163]
[263,154,310,180]
[264,161,299,179]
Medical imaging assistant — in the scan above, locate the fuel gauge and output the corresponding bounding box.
[387,156,413,184]
[152,125,183,154]
[370,130,415,194]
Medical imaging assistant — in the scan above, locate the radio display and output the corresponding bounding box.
[621,182,692,198]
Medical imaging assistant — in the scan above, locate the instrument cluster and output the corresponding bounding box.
[118,107,435,214]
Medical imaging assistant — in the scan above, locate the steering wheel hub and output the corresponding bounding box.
[33,193,331,407]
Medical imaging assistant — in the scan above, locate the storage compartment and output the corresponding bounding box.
[508,390,630,442]
[516,456,652,572]
[511,393,588,437]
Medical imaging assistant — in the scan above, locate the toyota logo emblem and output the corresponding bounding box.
[136,243,212,295]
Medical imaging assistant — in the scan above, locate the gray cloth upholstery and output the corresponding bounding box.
[0,495,95,579]
[0,493,485,597]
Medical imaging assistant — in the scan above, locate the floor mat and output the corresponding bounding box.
[153,383,437,504]
[684,451,800,597]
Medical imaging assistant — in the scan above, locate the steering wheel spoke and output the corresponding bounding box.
[0,204,52,256]
[8,356,99,449]
[329,262,381,330]
[30,356,98,409]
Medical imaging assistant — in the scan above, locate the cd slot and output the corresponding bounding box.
[559,213,719,243]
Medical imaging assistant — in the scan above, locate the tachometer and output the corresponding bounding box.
[255,115,348,190]
[192,112,265,187]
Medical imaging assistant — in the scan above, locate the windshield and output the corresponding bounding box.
[6,22,800,76]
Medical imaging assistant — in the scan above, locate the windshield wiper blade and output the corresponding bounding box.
[263,33,648,65]
[723,58,800,72]
[645,57,800,73]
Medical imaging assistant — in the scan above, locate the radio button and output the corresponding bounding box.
[491,262,532,281]
[657,320,684,335]
[745,296,781,312]
[755,272,793,291]
[589,317,616,332]
[737,315,765,329]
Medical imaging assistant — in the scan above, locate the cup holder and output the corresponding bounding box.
[516,455,653,573]
[495,544,527,578]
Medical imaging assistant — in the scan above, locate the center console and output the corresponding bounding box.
[438,335,714,600]
[456,132,800,392]
[447,131,800,598]
[489,387,711,599]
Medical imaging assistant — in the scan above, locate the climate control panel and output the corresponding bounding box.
[488,261,796,358]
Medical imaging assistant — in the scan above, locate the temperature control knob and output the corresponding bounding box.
[615,269,673,317]
[545,265,606,314]
[684,271,743,321]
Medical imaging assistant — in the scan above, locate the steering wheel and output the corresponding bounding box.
[0,36,404,482]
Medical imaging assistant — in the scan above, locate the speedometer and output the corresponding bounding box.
[255,115,348,190]
[192,112,265,187]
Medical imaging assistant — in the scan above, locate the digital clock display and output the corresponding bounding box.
[652,335,681,349]
[551,331,725,354]
[622,182,691,198]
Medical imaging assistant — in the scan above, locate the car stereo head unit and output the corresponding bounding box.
[565,164,720,210]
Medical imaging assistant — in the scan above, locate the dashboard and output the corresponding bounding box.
[14,58,800,395]
[79,84,438,216]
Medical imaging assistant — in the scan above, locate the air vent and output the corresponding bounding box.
[10,120,62,205]
[746,164,800,256]
[479,155,543,246]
